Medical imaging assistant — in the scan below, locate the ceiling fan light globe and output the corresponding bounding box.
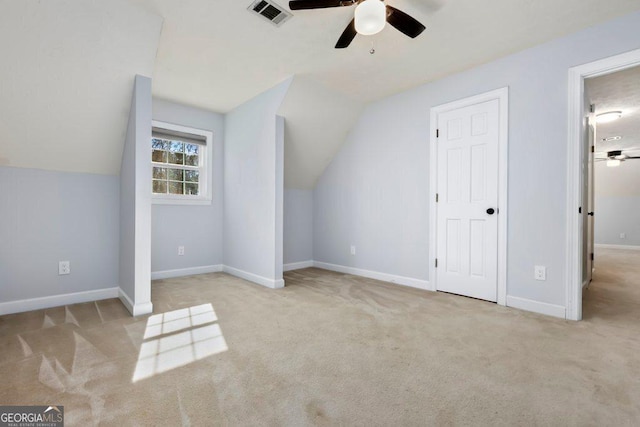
[607,159,621,167]
[355,0,386,35]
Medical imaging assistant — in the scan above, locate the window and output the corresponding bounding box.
[151,121,213,205]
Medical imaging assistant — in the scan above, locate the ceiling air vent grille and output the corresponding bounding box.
[248,0,292,26]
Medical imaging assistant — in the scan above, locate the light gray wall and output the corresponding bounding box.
[151,98,225,272]
[223,79,291,282]
[595,196,640,246]
[0,167,119,303]
[119,75,152,312]
[594,157,640,247]
[284,189,313,264]
[314,11,640,307]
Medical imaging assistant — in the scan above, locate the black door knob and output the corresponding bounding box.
[588,212,594,216]
[486,208,495,215]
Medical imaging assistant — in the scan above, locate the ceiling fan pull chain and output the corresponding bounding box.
[370,41,375,54]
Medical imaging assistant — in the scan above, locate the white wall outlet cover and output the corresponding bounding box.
[178,246,185,256]
[620,233,626,239]
[350,245,356,255]
[534,265,546,281]
[58,261,70,275]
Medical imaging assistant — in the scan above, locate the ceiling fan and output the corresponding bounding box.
[595,150,640,167]
[289,0,426,49]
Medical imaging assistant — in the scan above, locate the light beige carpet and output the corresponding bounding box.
[1,248,639,425]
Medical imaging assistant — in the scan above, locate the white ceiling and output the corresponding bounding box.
[2,0,640,184]
[588,65,640,197]
[0,0,162,174]
[587,65,640,155]
[278,76,364,189]
[139,0,640,113]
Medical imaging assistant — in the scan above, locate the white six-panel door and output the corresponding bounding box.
[436,99,500,302]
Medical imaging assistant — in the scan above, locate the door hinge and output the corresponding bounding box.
[436,129,439,138]
[435,258,438,268]
[590,104,595,113]
[436,193,439,203]
[578,207,582,214]
[591,145,595,153]
[590,253,594,261]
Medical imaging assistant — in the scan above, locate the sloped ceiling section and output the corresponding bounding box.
[130,0,640,189]
[278,76,364,189]
[136,0,640,113]
[2,0,640,186]
[0,0,163,174]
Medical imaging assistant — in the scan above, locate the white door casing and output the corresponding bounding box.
[566,48,640,321]
[587,118,595,284]
[429,87,508,305]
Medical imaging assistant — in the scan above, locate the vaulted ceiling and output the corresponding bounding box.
[2,0,640,188]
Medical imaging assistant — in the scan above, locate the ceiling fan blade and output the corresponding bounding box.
[386,5,426,38]
[335,19,357,48]
[289,0,351,10]
[626,156,640,159]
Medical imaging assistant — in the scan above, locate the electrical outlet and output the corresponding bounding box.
[620,233,626,239]
[59,261,70,275]
[178,246,185,256]
[350,245,356,255]
[534,265,546,281]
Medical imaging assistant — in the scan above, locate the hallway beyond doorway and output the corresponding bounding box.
[583,247,640,324]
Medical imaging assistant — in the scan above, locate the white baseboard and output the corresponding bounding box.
[283,260,314,272]
[0,287,119,316]
[313,261,431,291]
[595,244,640,251]
[506,296,566,319]
[118,288,153,317]
[223,265,285,289]
[151,264,223,280]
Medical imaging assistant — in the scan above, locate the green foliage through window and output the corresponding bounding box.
[152,137,201,196]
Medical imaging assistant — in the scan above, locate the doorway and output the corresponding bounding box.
[581,65,640,318]
[429,88,508,305]
[566,48,640,320]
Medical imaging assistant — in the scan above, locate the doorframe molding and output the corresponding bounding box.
[566,48,640,321]
[429,87,509,305]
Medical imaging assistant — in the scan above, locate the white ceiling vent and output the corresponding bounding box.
[248,0,292,26]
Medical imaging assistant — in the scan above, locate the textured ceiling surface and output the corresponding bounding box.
[588,65,640,198]
[588,65,640,156]
[2,0,640,185]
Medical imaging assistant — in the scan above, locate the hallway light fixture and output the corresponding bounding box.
[596,111,622,124]
[607,159,621,167]
[354,0,386,35]
[602,136,622,142]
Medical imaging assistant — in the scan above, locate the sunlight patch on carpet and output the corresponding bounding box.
[132,304,228,382]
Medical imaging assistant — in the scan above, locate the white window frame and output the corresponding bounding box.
[151,120,213,206]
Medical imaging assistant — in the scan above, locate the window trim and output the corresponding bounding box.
[151,120,213,206]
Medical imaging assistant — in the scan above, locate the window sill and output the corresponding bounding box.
[152,196,213,206]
